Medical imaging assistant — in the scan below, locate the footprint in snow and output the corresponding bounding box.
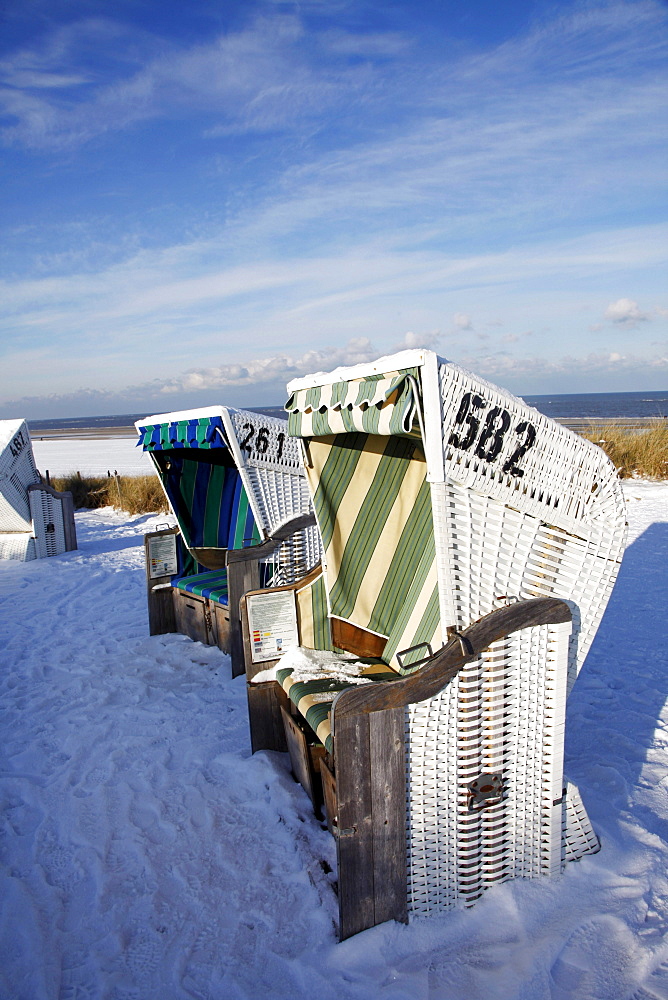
[549,914,644,999]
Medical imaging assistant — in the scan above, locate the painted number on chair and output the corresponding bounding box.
[9,429,27,460]
[448,392,536,477]
[240,423,285,460]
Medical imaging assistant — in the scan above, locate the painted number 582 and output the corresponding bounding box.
[448,392,536,477]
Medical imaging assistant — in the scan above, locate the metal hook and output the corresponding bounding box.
[446,627,474,657]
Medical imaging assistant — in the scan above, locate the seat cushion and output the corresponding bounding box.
[172,569,229,605]
[276,656,399,754]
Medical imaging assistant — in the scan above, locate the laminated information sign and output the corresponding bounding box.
[148,533,178,579]
[247,590,298,663]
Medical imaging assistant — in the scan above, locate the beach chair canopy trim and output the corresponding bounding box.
[285,369,421,439]
[136,415,227,452]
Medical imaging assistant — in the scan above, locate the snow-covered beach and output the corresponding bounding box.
[1,436,667,998]
[31,434,153,479]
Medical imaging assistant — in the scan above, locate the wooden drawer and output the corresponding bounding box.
[173,590,214,645]
[212,602,230,654]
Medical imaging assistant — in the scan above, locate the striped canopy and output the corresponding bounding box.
[137,413,261,560]
[285,369,420,439]
[136,416,226,451]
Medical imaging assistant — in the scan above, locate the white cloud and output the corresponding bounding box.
[395,330,441,351]
[453,313,473,331]
[463,350,668,380]
[156,339,378,394]
[3,343,666,420]
[604,298,651,326]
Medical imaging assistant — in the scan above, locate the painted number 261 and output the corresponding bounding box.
[448,392,536,478]
[240,424,285,460]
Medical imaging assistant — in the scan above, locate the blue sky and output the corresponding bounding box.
[1,0,666,418]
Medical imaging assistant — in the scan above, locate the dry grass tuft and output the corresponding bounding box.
[51,474,169,514]
[581,420,668,479]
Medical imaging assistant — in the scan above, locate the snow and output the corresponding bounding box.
[31,435,152,477]
[0,480,667,1000]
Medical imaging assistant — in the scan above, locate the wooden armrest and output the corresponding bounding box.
[240,563,323,602]
[333,597,572,720]
[226,512,317,565]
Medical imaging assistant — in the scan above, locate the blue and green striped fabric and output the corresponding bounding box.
[156,454,261,552]
[136,416,226,451]
[174,570,229,604]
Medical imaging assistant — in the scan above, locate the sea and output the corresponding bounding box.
[25,390,668,434]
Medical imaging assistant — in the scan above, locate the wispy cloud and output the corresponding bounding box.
[0,1,666,413]
[0,13,400,149]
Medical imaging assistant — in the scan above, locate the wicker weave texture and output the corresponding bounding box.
[406,621,581,915]
[436,479,625,687]
[225,409,323,583]
[437,363,626,538]
[29,489,68,558]
[0,419,40,532]
[0,533,36,561]
[226,408,303,474]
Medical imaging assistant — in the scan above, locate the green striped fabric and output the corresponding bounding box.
[326,436,419,624]
[293,571,335,651]
[310,572,333,651]
[276,663,400,754]
[304,432,442,668]
[285,369,421,439]
[138,416,225,450]
[149,451,260,554]
[174,570,228,604]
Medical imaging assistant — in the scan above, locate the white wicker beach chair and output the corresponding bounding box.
[136,406,321,673]
[0,419,77,561]
[241,350,626,937]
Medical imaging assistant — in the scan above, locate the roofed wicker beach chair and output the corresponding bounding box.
[135,406,321,675]
[241,349,627,938]
[0,418,77,561]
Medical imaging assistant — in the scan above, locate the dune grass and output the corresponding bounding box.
[50,473,169,514]
[581,419,668,480]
